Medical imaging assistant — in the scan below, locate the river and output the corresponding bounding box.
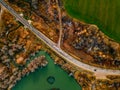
[12,51,82,90]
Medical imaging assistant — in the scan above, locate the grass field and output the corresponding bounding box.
[63,0,120,42]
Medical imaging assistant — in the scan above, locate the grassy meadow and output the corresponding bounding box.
[63,0,120,42]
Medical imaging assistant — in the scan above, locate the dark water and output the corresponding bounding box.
[12,51,82,90]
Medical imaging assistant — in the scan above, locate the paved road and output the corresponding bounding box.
[0,0,120,78]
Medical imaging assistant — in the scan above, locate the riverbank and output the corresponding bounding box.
[47,48,120,90]
[12,51,81,90]
[0,5,48,89]
[1,0,120,90]
[0,54,48,90]
[0,7,81,90]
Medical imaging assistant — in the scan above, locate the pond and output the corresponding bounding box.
[12,51,82,90]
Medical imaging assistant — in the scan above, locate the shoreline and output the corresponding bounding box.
[0,0,120,90]
[8,53,48,90]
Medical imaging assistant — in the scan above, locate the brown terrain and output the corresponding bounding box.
[62,21,93,62]
[0,3,48,89]
[14,0,120,70]
[0,0,120,90]
[8,0,120,69]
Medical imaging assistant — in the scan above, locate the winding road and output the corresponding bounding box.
[56,0,63,48]
[0,0,120,78]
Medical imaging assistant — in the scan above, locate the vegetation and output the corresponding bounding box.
[63,0,120,42]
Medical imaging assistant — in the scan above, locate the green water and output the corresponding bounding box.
[12,51,81,90]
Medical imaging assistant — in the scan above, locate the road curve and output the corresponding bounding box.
[0,0,120,76]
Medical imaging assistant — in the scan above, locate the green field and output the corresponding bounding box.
[63,0,120,42]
